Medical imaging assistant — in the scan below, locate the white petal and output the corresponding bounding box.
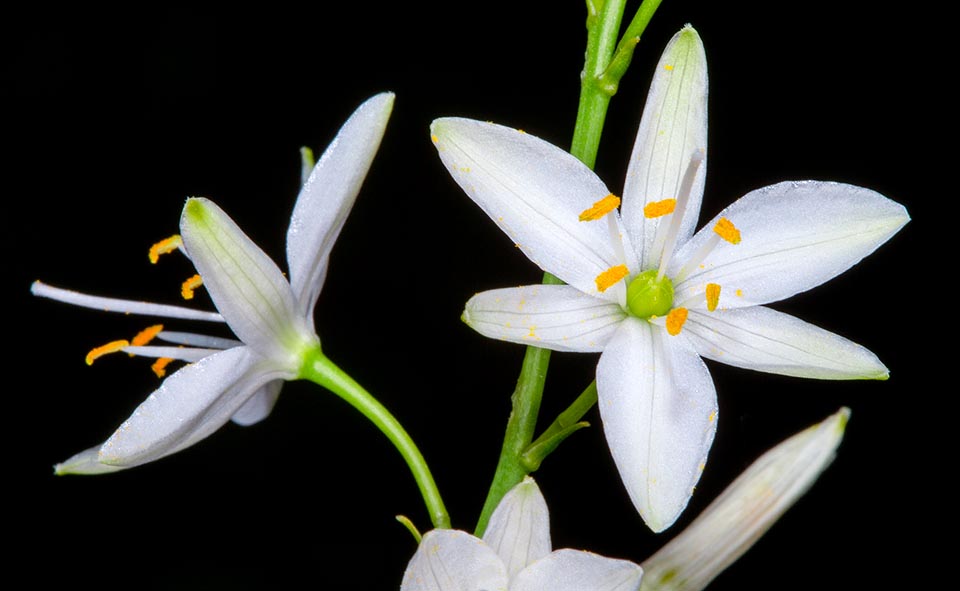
[123,345,220,362]
[463,285,627,353]
[596,318,718,532]
[640,408,850,591]
[158,331,242,349]
[512,550,643,591]
[684,307,888,379]
[621,25,708,269]
[287,92,394,321]
[55,445,125,475]
[400,530,508,591]
[482,477,552,579]
[230,380,283,426]
[30,280,224,322]
[180,197,317,361]
[672,181,909,308]
[99,347,293,467]
[431,118,629,301]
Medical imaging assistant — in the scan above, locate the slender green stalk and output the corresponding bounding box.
[301,349,450,529]
[473,0,664,537]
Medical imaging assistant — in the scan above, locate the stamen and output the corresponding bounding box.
[595,265,629,293]
[181,274,203,300]
[131,324,164,347]
[713,217,741,244]
[86,340,130,365]
[705,283,721,312]
[151,357,175,378]
[579,194,621,221]
[665,308,688,336]
[643,199,677,219]
[656,150,704,280]
[148,235,183,264]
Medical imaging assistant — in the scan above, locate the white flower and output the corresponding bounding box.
[401,477,644,591]
[430,26,908,531]
[37,92,395,473]
[403,408,850,591]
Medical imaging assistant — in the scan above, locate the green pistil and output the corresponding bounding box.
[626,270,674,318]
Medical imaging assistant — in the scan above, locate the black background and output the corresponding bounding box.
[5,2,940,589]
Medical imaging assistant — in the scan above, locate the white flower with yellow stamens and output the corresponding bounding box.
[430,26,907,532]
[34,92,394,474]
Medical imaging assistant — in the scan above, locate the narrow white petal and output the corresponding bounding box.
[672,181,909,308]
[158,331,242,349]
[55,445,125,475]
[431,118,629,301]
[99,347,293,467]
[597,318,718,532]
[230,380,283,426]
[463,285,627,353]
[512,550,643,591]
[287,92,394,320]
[622,25,708,268]
[122,345,220,362]
[400,530,508,591]
[684,307,888,379]
[180,198,317,361]
[30,280,224,322]
[640,408,850,591]
[482,477,552,579]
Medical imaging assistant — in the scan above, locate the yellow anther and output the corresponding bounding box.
[579,194,621,221]
[148,235,183,264]
[86,340,130,366]
[151,357,175,378]
[131,324,164,347]
[665,307,688,336]
[705,283,721,312]
[595,265,629,293]
[181,274,203,300]
[713,217,741,244]
[643,198,677,219]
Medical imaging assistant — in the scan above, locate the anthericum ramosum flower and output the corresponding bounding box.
[401,477,644,591]
[639,407,851,591]
[36,92,394,474]
[430,26,908,532]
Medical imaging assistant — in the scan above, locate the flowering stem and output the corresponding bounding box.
[474,0,663,537]
[301,349,451,530]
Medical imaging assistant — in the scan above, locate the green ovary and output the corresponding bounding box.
[626,270,674,319]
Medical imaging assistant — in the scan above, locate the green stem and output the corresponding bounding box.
[530,380,598,450]
[301,349,451,530]
[474,0,663,537]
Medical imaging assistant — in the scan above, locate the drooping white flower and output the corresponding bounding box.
[403,407,849,590]
[400,477,644,591]
[430,26,907,531]
[38,92,395,473]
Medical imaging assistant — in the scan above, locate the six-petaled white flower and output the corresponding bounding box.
[401,477,644,591]
[430,27,908,531]
[35,92,394,474]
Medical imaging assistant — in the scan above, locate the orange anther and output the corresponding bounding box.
[579,194,621,221]
[595,265,629,292]
[666,307,688,336]
[86,340,130,366]
[131,324,164,347]
[713,217,741,244]
[705,283,721,312]
[148,235,183,264]
[151,357,175,378]
[643,198,677,218]
[181,274,203,300]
